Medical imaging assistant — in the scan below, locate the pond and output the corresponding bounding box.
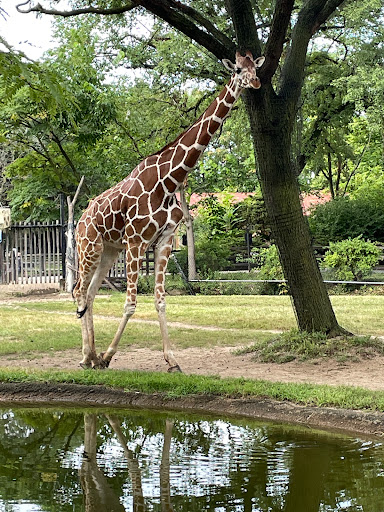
[0,406,383,511]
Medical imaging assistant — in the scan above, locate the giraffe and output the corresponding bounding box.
[73,51,265,371]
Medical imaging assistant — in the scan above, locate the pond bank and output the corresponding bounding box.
[0,381,383,438]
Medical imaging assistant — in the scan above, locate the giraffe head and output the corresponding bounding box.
[223,51,265,89]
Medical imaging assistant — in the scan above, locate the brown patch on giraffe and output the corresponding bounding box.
[171,145,186,167]
[142,222,157,240]
[129,245,140,259]
[98,197,110,214]
[171,167,188,182]
[181,125,199,147]
[132,217,148,234]
[158,147,175,164]
[163,177,177,193]
[107,229,122,242]
[151,183,165,211]
[159,163,170,178]
[209,119,220,134]
[203,99,218,118]
[184,147,202,168]
[104,215,114,230]
[216,102,231,119]
[124,180,143,199]
[140,166,159,192]
[153,210,167,226]
[199,128,211,146]
[137,193,150,216]
[125,224,135,238]
[114,213,125,231]
[224,90,236,103]
[110,195,123,213]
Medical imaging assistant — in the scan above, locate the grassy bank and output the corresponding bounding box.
[1,292,384,413]
[0,367,384,412]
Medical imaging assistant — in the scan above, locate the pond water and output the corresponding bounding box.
[0,406,383,511]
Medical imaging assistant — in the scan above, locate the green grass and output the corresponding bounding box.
[236,329,384,363]
[0,301,272,355]
[7,293,384,335]
[0,367,383,411]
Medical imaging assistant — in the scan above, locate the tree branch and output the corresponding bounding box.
[262,0,295,82]
[16,0,137,17]
[279,0,345,106]
[18,0,234,60]
[225,0,262,57]
[313,0,347,33]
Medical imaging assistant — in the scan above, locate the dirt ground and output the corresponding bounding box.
[1,288,384,436]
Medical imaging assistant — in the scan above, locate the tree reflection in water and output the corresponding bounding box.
[0,408,383,511]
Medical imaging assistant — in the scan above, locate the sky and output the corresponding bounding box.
[1,0,54,59]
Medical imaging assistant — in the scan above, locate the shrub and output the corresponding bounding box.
[169,238,232,279]
[308,196,384,244]
[251,244,288,295]
[321,237,380,281]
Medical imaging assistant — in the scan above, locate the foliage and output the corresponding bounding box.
[322,237,381,282]
[169,237,232,279]
[256,245,284,281]
[298,1,384,198]
[308,196,384,244]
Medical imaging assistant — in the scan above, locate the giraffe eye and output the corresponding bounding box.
[236,68,242,74]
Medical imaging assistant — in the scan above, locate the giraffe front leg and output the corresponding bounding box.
[80,303,99,369]
[154,234,182,373]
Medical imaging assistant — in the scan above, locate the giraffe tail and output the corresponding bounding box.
[76,305,88,319]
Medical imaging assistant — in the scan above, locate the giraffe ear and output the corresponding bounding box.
[222,59,236,72]
[254,56,265,68]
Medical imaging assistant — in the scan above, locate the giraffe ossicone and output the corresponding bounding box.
[73,51,264,371]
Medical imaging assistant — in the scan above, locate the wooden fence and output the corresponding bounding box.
[0,222,154,285]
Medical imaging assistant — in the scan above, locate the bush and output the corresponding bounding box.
[321,237,380,281]
[309,196,384,244]
[169,238,232,279]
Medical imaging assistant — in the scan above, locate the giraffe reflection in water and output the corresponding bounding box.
[80,414,174,512]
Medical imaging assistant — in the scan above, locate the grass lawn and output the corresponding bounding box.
[4,292,384,334]
[1,292,384,412]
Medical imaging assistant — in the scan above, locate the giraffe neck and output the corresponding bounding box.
[159,75,242,189]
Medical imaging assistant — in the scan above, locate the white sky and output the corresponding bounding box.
[1,0,54,59]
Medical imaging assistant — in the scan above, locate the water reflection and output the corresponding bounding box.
[80,414,174,511]
[0,407,383,511]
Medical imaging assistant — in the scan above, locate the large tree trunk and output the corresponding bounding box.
[245,89,345,336]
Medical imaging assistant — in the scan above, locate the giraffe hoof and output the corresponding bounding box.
[96,353,110,369]
[80,362,92,370]
[168,364,182,373]
[76,306,88,319]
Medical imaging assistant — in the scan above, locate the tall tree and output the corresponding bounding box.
[18,0,380,335]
